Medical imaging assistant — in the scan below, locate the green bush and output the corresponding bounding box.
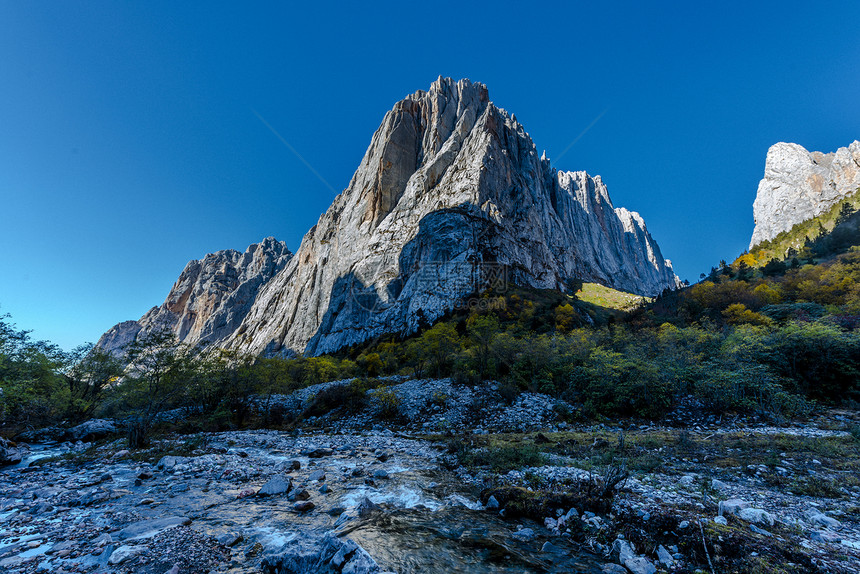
[370,387,402,420]
[458,444,545,473]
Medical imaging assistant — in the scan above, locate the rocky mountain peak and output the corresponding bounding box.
[98,238,292,356]
[100,77,678,358]
[750,140,860,249]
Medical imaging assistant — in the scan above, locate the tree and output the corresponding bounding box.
[120,331,198,448]
[554,303,577,333]
[419,322,460,377]
[466,314,500,380]
[0,313,67,426]
[836,202,856,225]
[63,344,123,422]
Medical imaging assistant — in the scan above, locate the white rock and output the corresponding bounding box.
[719,498,750,517]
[750,140,860,248]
[737,508,775,527]
[108,545,145,565]
[624,556,657,574]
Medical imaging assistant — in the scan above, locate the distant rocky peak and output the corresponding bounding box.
[750,140,860,249]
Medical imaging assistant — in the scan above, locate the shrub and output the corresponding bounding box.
[370,387,402,420]
[459,444,545,473]
[303,382,367,419]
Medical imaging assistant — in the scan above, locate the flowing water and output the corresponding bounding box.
[5,434,607,573]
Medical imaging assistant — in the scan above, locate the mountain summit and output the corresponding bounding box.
[101,77,677,357]
[750,140,860,249]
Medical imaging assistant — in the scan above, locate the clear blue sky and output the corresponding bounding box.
[2,1,859,350]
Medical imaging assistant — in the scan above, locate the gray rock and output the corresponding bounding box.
[309,469,326,482]
[809,530,842,543]
[65,419,117,442]
[156,455,187,470]
[100,78,678,358]
[738,508,775,527]
[624,556,657,574]
[719,498,750,517]
[713,515,728,525]
[750,140,860,248]
[372,469,389,479]
[217,532,243,547]
[258,476,292,496]
[357,497,379,517]
[99,78,673,360]
[486,495,500,509]
[804,509,842,530]
[0,437,23,466]
[511,527,535,542]
[116,516,191,541]
[261,530,381,574]
[613,539,636,563]
[657,544,675,567]
[290,487,310,501]
[601,565,627,574]
[294,501,315,512]
[304,448,334,458]
[108,545,146,565]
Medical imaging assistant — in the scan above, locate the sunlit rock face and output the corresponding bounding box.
[97,238,291,356]
[100,77,677,357]
[225,77,677,356]
[750,141,860,249]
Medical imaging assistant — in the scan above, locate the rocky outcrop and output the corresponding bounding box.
[225,77,677,356]
[100,78,677,358]
[750,141,860,249]
[0,437,23,466]
[98,238,291,355]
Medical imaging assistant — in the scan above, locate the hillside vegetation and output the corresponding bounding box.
[3,211,860,441]
[739,191,860,266]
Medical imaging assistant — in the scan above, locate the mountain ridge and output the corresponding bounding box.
[100,77,678,358]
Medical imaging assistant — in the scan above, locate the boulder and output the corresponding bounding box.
[718,498,750,517]
[0,437,23,466]
[260,530,382,574]
[258,476,292,496]
[65,419,117,442]
[737,508,775,527]
[804,509,842,530]
[116,516,191,541]
[108,545,146,565]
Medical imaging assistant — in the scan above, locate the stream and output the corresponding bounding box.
[1,431,607,573]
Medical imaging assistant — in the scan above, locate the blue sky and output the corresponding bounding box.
[1,1,859,350]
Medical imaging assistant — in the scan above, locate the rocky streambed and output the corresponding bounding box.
[2,378,859,574]
[0,430,606,574]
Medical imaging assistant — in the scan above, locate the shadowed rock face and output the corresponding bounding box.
[224,77,677,357]
[750,141,860,249]
[100,78,677,358]
[97,237,291,356]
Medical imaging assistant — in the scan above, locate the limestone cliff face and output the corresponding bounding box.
[224,77,678,356]
[100,78,678,357]
[97,238,291,355]
[750,141,860,249]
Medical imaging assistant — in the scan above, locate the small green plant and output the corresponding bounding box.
[429,390,449,408]
[370,387,402,420]
[458,444,545,473]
